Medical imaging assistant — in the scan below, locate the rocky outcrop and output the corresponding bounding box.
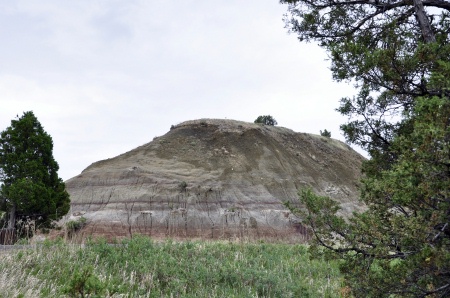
[64,119,365,242]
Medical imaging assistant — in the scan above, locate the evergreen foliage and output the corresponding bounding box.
[254,115,278,126]
[320,129,331,138]
[282,0,450,296]
[0,111,70,231]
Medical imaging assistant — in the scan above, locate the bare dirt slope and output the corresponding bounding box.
[65,119,365,241]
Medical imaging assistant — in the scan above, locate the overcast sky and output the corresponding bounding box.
[0,0,362,181]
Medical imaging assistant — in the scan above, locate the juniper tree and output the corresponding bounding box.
[281,0,450,296]
[0,111,70,232]
[254,115,278,126]
[319,129,331,138]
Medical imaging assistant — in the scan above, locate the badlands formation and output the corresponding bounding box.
[65,119,365,241]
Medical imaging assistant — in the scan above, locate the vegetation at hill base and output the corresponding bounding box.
[282,0,450,296]
[0,237,344,297]
[0,111,70,236]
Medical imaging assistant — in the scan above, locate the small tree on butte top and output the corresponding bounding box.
[254,115,278,126]
[0,111,70,233]
[319,129,331,138]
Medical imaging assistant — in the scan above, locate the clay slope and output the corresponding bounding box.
[65,119,365,241]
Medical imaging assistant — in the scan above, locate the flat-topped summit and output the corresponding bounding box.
[65,119,365,241]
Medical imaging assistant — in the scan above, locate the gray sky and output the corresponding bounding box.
[0,0,361,181]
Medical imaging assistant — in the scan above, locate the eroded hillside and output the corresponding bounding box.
[64,119,365,241]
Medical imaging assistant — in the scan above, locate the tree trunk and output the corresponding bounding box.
[412,0,436,43]
[8,203,16,229]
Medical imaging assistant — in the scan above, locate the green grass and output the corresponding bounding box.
[0,236,343,297]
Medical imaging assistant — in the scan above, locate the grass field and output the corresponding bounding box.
[0,236,343,297]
